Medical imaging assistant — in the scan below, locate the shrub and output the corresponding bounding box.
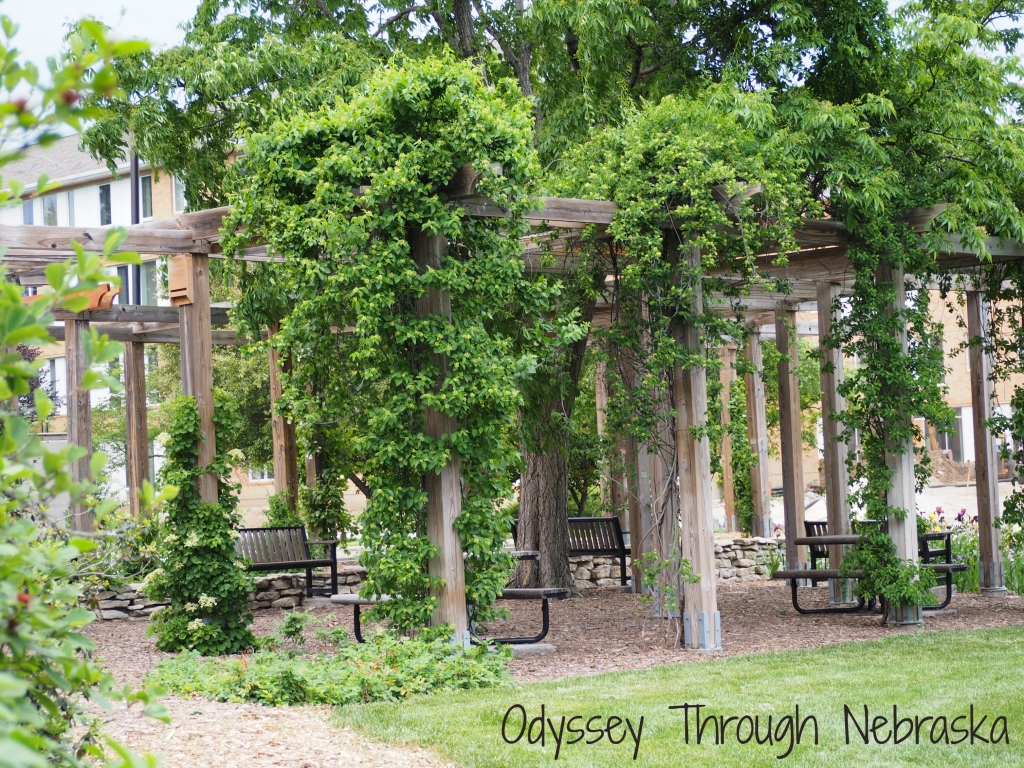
[264,489,302,528]
[144,395,256,655]
[298,474,351,555]
[146,632,511,706]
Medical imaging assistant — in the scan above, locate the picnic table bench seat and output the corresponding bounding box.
[331,587,570,645]
[235,526,338,598]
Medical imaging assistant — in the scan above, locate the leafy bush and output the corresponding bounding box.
[840,526,938,616]
[264,489,302,528]
[146,632,511,706]
[298,474,350,554]
[144,395,256,655]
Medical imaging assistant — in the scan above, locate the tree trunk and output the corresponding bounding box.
[511,449,574,589]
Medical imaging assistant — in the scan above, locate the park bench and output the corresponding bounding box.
[235,526,338,598]
[331,550,569,644]
[771,525,966,615]
[331,586,570,644]
[512,516,631,588]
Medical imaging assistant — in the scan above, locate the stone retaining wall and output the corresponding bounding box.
[94,541,785,619]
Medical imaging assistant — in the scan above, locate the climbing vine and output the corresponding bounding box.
[223,56,570,629]
[144,394,256,654]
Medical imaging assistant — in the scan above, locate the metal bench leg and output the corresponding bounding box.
[305,565,314,598]
[353,604,364,643]
[790,578,866,615]
[925,574,953,611]
[329,545,338,596]
[489,599,551,645]
[619,551,628,587]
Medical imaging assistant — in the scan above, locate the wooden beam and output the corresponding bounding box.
[178,254,218,503]
[45,325,245,345]
[877,262,922,624]
[967,291,1007,596]
[269,322,301,510]
[0,225,198,254]
[409,226,468,643]
[673,247,719,651]
[744,329,772,538]
[817,281,853,603]
[52,305,232,325]
[124,341,149,518]
[65,319,93,531]
[719,346,738,532]
[776,309,807,569]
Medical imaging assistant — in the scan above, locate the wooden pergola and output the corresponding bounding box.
[1,191,1014,648]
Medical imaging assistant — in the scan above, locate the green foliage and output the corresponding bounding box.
[264,489,302,528]
[566,351,605,516]
[839,527,938,614]
[222,56,551,629]
[144,395,256,655]
[725,376,756,534]
[298,475,351,551]
[146,633,512,706]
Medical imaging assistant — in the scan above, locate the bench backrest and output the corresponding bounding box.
[804,520,829,558]
[511,516,627,556]
[236,526,311,565]
[567,516,626,555]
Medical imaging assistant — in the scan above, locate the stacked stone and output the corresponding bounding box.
[248,574,307,610]
[714,538,781,581]
[569,556,629,591]
[93,584,167,620]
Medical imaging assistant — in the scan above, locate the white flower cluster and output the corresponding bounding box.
[143,567,165,582]
[184,602,199,613]
[184,531,201,548]
[227,448,246,464]
[198,594,217,609]
[187,618,205,632]
[164,534,179,544]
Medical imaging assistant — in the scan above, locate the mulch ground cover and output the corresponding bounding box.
[87,579,1024,688]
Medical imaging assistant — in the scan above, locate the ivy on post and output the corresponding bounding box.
[409,225,468,644]
[878,262,923,626]
[171,253,218,503]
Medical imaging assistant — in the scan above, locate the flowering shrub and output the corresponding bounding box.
[145,395,256,654]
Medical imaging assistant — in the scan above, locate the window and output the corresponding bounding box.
[248,466,274,482]
[42,195,57,226]
[21,200,33,225]
[67,191,75,226]
[99,184,112,225]
[173,176,187,213]
[140,260,158,305]
[115,265,129,304]
[141,175,153,218]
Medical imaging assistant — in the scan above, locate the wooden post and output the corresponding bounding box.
[268,322,300,509]
[967,291,1007,596]
[718,346,737,531]
[817,282,853,603]
[177,254,218,503]
[65,318,94,531]
[628,438,654,590]
[673,247,719,650]
[744,329,772,538]
[877,263,921,624]
[776,309,807,570]
[594,356,610,507]
[124,340,149,518]
[409,226,468,643]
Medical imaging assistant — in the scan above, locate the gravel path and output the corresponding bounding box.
[85,580,1024,765]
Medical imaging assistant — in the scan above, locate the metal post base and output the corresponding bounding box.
[683,610,722,651]
[981,587,1008,598]
[888,602,923,626]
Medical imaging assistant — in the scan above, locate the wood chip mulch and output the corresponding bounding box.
[83,580,1024,766]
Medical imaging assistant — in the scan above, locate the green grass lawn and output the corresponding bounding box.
[337,627,1024,767]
